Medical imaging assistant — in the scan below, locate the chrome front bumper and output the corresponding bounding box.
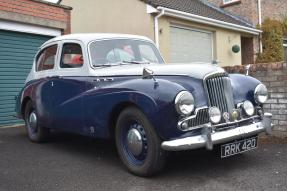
[161,113,273,151]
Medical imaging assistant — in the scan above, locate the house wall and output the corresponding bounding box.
[62,0,155,40]
[207,0,258,24]
[158,16,242,66]
[207,0,287,26]
[0,0,71,34]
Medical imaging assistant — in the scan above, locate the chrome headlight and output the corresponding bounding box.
[209,107,221,124]
[175,91,195,115]
[254,84,268,104]
[243,100,255,116]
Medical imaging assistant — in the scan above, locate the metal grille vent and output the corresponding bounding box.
[205,75,234,114]
[187,108,210,127]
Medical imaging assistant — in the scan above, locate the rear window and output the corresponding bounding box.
[36,45,58,71]
[61,43,84,68]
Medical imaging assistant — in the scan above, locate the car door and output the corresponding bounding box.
[48,41,88,133]
[33,43,59,128]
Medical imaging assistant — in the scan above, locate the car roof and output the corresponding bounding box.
[42,33,154,47]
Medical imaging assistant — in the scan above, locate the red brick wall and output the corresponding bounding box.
[224,62,287,137]
[207,0,287,26]
[0,0,71,34]
[207,0,258,24]
[261,0,287,22]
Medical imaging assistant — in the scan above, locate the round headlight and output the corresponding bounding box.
[209,107,221,124]
[243,100,254,116]
[254,84,268,104]
[175,91,195,115]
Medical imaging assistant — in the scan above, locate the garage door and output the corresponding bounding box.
[0,30,52,126]
[170,26,213,63]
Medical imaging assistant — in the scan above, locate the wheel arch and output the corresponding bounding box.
[21,96,32,118]
[108,102,140,139]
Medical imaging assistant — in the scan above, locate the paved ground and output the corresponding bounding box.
[0,127,287,191]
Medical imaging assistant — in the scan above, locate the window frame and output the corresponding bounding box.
[35,44,58,72]
[60,42,84,69]
[88,38,165,69]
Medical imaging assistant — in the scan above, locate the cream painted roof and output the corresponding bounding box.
[42,33,154,47]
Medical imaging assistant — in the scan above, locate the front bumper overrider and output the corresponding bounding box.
[161,113,273,151]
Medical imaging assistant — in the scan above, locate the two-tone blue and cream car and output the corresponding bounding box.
[16,34,272,176]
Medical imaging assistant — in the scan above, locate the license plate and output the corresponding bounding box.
[221,137,258,158]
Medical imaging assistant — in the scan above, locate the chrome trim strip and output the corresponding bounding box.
[162,113,272,151]
[178,108,260,132]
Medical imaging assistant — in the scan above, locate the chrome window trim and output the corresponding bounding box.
[87,38,165,70]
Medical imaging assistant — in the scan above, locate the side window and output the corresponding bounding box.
[61,43,83,68]
[36,45,58,71]
[139,44,159,63]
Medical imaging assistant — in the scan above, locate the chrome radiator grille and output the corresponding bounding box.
[205,75,234,114]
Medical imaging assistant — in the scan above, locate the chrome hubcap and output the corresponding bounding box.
[127,128,143,156]
[29,112,37,130]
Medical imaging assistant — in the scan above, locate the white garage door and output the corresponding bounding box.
[170,26,213,63]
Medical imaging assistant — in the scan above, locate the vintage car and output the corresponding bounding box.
[16,34,273,176]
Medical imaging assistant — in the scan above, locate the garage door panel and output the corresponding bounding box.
[0,30,52,126]
[170,27,213,63]
[0,39,44,47]
[0,47,37,55]
[0,31,50,41]
[0,43,39,51]
[0,67,31,73]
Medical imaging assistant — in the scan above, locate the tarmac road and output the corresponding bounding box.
[0,126,286,191]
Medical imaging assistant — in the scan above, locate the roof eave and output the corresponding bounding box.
[157,6,261,35]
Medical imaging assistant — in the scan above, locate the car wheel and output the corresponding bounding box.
[24,101,49,142]
[115,107,166,177]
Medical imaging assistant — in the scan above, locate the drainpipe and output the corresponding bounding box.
[154,9,165,48]
[258,0,263,53]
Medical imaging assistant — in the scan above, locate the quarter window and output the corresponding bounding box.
[61,43,83,68]
[36,45,58,71]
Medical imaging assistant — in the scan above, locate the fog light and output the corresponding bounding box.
[243,100,255,116]
[209,107,221,124]
[231,110,239,121]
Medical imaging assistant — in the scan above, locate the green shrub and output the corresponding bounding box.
[256,19,284,63]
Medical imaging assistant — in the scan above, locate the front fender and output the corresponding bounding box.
[229,74,261,105]
[83,78,187,140]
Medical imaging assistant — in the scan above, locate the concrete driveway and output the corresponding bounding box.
[0,126,286,191]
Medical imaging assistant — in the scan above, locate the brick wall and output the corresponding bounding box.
[261,0,287,22]
[206,0,258,24]
[207,0,287,26]
[224,62,287,137]
[0,0,71,34]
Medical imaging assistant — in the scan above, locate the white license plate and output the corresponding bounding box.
[221,137,258,158]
